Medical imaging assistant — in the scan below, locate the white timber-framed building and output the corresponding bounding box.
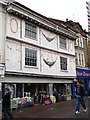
[0,0,77,101]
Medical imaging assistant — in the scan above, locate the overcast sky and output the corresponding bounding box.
[16,0,88,31]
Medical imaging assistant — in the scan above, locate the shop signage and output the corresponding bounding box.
[76,68,90,79]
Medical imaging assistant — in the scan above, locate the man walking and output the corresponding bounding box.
[2,88,13,119]
[75,81,87,114]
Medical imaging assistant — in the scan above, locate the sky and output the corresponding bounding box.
[15,0,88,31]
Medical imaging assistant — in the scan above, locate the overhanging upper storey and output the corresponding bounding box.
[5,1,77,41]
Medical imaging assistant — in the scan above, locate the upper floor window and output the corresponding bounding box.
[75,53,85,66]
[77,38,79,46]
[76,37,83,48]
[25,48,37,66]
[74,40,76,46]
[25,21,37,39]
[59,37,66,49]
[79,53,81,65]
[75,53,78,65]
[82,54,84,66]
[80,38,83,48]
[60,57,67,70]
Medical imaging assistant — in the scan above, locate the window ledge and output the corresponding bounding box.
[61,70,68,72]
[60,47,67,50]
[24,65,38,69]
[24,35,37,41]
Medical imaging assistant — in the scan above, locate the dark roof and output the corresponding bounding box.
[48,18,87,37]
[48,18,67,29]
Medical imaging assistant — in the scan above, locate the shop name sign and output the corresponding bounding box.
[76,68,90,79]
[76,71,90,76]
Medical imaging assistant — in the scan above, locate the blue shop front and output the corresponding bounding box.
[71,68,90,97]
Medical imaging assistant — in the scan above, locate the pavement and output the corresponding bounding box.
[11,97,89,119]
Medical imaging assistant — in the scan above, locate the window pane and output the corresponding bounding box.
[25,21,37,39]
[75,53,78,65]
[60,57,67,70]
[59,37,66,49]
[25,48,37,66]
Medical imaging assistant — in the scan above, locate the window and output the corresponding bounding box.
[76,38,83,48]
[60,57,67,70]
[74,40,76,46]
[75,53,78,65]
[25,48,37,66]
[25,21,37,39]
[70,42,73,51]
[59,37,66,49]
[77,38,79,46]
[79,53,81,65]
[82,54,84,66]
[80,41,82,47]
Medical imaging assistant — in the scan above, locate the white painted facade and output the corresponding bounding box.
[0,2,6,72]
[0,1,77,100]
[0,2,6,84]
[5,13,76,78]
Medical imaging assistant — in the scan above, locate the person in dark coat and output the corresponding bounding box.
[53,91,58,102]
[2,88,13,119]
[75,81,87,114]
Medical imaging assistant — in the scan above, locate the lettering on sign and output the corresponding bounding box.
[76,71,90,76]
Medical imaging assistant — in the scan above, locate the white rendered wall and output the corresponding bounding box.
[6,40,21,71]
[6,14,20,40]
[5,14,76,78]
[6,40,76,77]
[0,3,6,63]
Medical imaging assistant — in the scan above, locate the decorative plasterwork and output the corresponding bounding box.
[10,18,18,33]
[43,58,56,67]
[42,32,56,42]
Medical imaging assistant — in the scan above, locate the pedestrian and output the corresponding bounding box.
[2,88,13,119]
[75,80,87,114]
[53,91,58,102]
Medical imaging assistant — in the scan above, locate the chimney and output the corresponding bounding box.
[66,18,68,21]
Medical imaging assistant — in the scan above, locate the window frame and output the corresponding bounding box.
[25,48,37,67]
[82,54,84,66]
[25,21,37,39]
[79,53,81,66]
[60,57,67,71]
[59,36,67,49]
[75,53,78,65]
